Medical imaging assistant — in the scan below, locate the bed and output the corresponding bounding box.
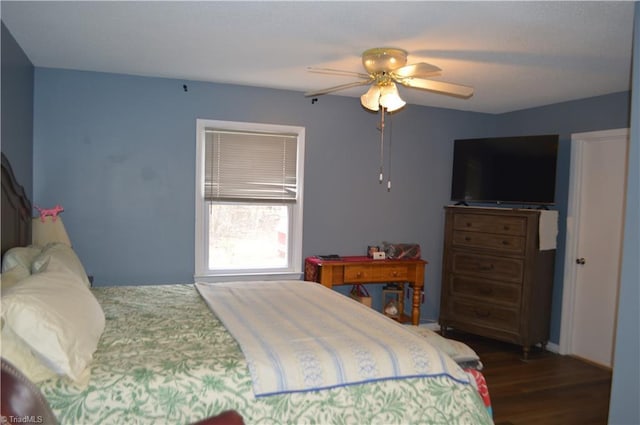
[0,153,493,425]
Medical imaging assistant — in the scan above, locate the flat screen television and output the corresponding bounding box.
[450,134,559,206]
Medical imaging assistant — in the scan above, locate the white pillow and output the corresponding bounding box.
[1,324,58,383]
[31,216,72,247]
[1,245,42,273]
[31,243,91,287]
[0,270,105,382]
[0,265,30,294]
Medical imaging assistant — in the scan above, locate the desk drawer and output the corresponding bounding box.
[453,213,526,236]
[451,252,524,283]
[344,266,375,282]
[344,264,411,282]
[378,265,409,281]
[452,230,525,254]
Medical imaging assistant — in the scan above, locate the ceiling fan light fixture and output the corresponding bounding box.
[379,83,406,112]
[362,48,408,73]
[360,85,381,111]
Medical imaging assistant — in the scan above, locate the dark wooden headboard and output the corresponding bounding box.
[1,153,32,258]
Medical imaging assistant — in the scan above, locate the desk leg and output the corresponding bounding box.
[411,286,421,326]
[409,264,425,326]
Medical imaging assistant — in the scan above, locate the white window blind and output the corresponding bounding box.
[204,129,298,202]
[205,129,298,202]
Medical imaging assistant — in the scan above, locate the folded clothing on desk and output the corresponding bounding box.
[382,242,421,260]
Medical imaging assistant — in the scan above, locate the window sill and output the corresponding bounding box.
[194,271,304,283]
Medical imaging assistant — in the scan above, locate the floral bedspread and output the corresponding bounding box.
[37,284,493,425]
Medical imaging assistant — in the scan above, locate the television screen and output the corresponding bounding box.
[451,135,559,205]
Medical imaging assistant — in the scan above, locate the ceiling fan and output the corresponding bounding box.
[305,47,474,111]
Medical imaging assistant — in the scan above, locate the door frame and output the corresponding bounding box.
[559,127,629,355]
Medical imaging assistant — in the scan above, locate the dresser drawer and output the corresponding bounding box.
[453,213,527,236]
[449,275,521,305]
[449,298,519,333]
[452,230,525,254]
[451,252,524,283]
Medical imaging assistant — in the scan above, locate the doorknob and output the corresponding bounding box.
[576,258,586,265]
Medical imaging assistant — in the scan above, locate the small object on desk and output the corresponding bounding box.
[317,254,341,260]
[367,245,380,258]
[382,242,421,260]
[372,251,386,260]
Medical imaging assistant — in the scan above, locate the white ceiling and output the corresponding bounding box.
[1,1,635,114]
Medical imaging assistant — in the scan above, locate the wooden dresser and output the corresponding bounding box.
[439,206,555,358]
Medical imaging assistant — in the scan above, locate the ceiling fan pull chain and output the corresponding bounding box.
[387,114,392,192]
[379,107,385,184]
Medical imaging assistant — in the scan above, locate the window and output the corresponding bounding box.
[195,119,305,281]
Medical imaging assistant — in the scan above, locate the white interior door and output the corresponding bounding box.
[561,128,629,367]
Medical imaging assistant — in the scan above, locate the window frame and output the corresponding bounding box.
[195,119,305,282]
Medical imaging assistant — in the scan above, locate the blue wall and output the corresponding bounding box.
[31,67,631,336]
[32,68,497,322]
[609,3,640,423]
[1,21,34,197]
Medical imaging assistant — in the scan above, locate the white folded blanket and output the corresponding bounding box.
[196,280,469,397]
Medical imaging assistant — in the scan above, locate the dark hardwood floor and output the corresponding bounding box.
[446,330,613,425]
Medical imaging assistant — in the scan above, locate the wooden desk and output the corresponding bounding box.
[305,256,427,325]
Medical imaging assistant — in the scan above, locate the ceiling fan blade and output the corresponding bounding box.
[306,67,371,80]
[393,62,442,79]
[304,79,373,97]
[400,78,474,98]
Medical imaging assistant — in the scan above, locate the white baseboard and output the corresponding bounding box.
[545,341,559,353]
[419,321,440,331]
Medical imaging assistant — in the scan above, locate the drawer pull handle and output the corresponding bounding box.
[392,271,398,276]
[464,236,472,242]
[466,222,472,227]
[356,272,362,278]
[474,309,491,318]
[478,287,493,295]
[479,264,494,271]
[502,240,510,245]
[504,225,510,231]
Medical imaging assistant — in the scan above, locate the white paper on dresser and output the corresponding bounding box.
[539,210,558,250]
